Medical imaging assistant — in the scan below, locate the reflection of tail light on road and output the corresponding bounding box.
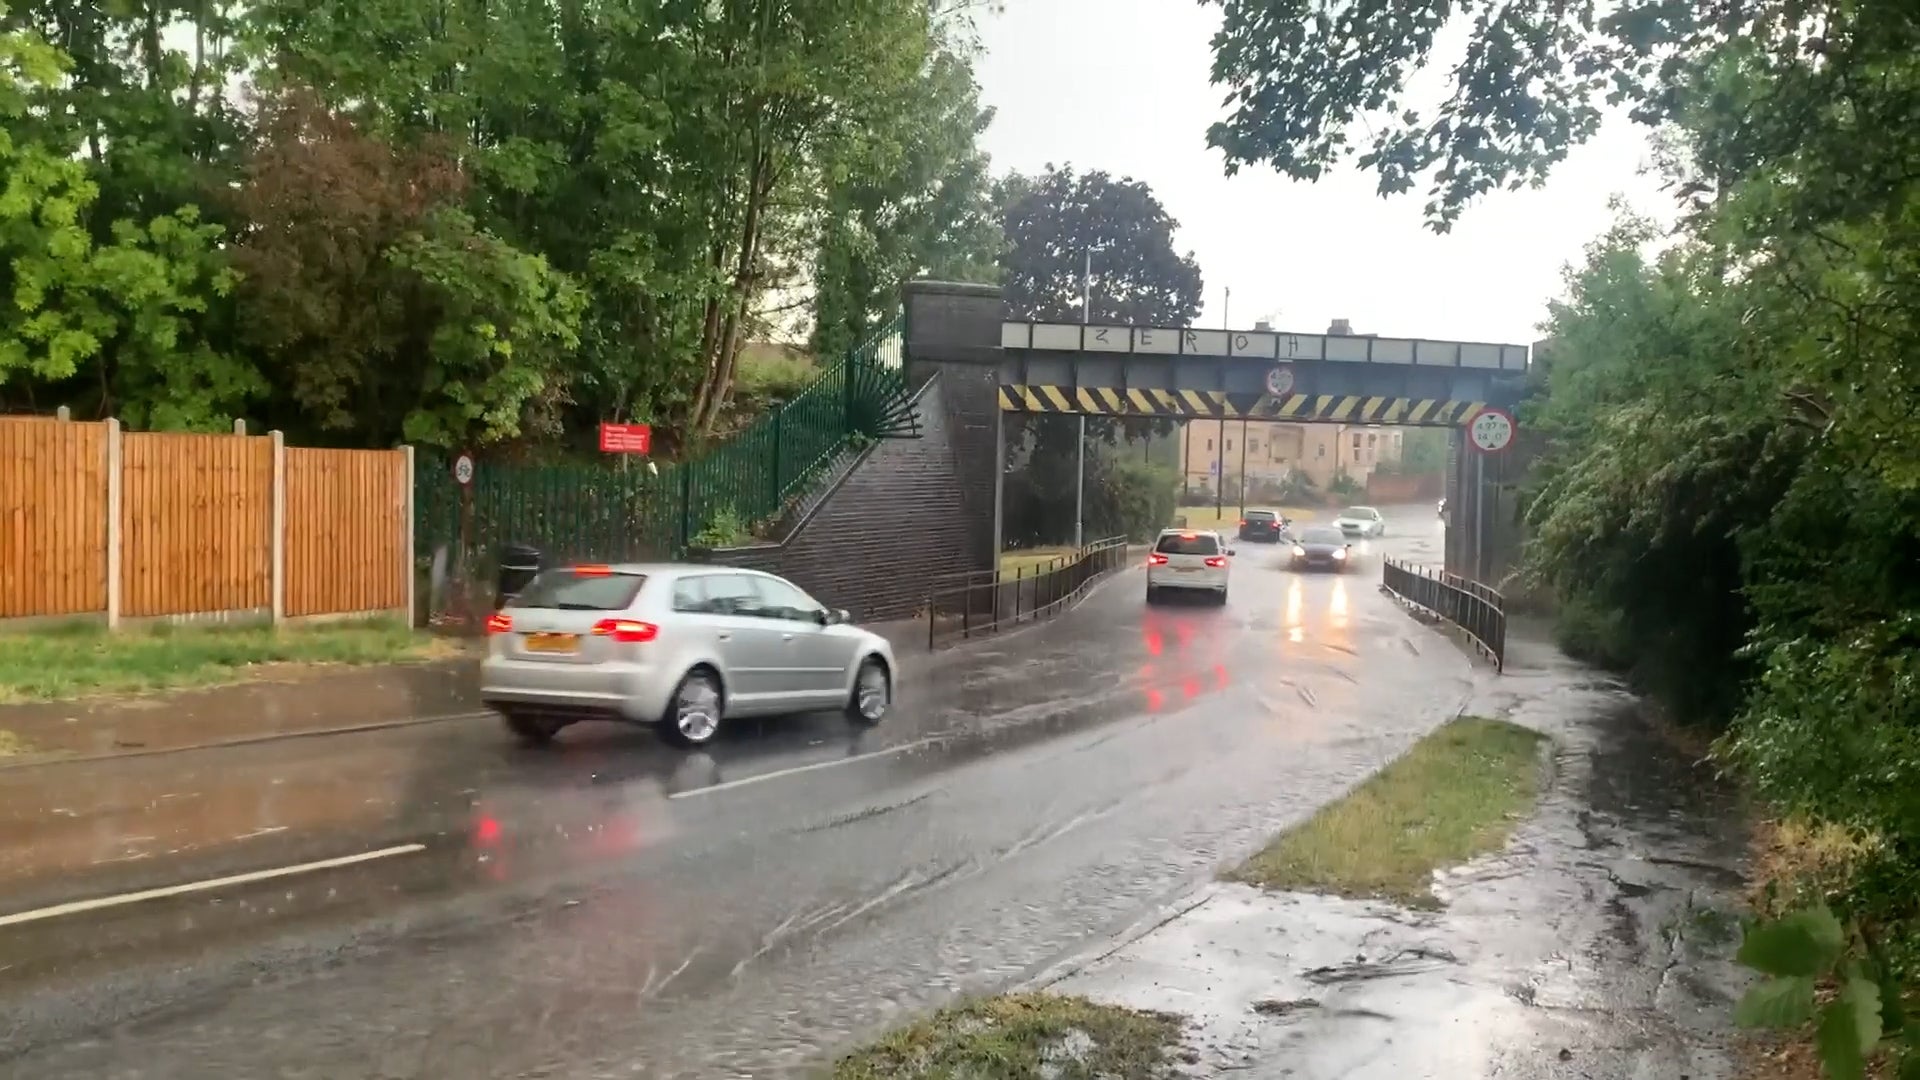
[469,800,664,883]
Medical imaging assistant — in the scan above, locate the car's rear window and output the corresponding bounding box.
[1155,533,1220,555]
[509,569,647,611]
[1244,511,1276,521]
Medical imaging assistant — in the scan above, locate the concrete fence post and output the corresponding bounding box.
[234,418,247,435]
[402,445,416,626]
[56,405,70,422]
[270,430,286,623]
[104,418,122,629]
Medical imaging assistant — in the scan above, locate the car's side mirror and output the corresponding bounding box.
[817,608,849,625]
[1227,548,1238,556]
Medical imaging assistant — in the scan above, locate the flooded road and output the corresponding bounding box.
[0,509,1476,1078]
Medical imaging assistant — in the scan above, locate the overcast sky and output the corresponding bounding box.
[971,0,1673,345]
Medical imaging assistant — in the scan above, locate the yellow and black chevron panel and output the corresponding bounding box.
[995,385,1485,426]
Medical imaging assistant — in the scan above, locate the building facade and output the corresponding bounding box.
[1180,419,1403,493]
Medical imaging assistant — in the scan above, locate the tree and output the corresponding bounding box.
[811,44,1002,362]
[1201,0,1920,232]
[1,16,248,428]
[999,166,1204,325]
[996,166,1204,544]
[250,0,953,441]
[227,91,582,449]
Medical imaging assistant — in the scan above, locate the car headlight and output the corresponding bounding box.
[1332,548,1347,559]
[1291,545,1306,557]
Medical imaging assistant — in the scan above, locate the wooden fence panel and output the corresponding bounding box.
[0,418,108,618]
[284,448,407,618]
[120,432,273,617]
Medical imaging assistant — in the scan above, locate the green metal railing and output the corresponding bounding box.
[413,315,913,602]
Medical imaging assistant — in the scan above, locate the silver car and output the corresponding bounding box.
[479,563,896,748]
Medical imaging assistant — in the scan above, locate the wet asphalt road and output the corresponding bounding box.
[0,507,1475,1079]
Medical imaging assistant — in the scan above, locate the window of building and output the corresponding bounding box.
[1316,444,1325,459]
[1226,439,1234,451]
[1351,434,1362,450]
[1367,433,1377,446]
[1205,439,1213,451]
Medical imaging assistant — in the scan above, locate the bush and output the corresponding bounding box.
[1089,459,1180,541]
[1551,594,1633,669]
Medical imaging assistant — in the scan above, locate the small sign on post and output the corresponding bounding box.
[1465,406,1516,454]
[451,451,476,487]
[1264,365,1295,397]
[599,422,652,455]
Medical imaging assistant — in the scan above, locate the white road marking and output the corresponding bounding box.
[667,737,944,800]
[0,843,426,929]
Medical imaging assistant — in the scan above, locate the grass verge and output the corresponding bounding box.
[1000,546,1079,575]
[1230,716,1547,906]
[0,618,452,704]
[832,993,1186,1080]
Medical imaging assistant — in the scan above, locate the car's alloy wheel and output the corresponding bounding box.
[849,658,890,725]
[665,670,723,746]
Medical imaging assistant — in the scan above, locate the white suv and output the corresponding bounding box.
[1146,529,1233,605]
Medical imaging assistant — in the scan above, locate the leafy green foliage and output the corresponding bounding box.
[690,507,749,551]
[2,0,993,448]
[1201,0,1920,232]
[1734,905,1917,1080]
[1,17,248,428]
[998,166,1204,327]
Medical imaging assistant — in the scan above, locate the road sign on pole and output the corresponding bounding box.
[1465,406,1516,454]
[451,452,475,487]
[1264,365,1295,397]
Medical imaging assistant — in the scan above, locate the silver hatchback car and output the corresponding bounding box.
[479,563,896,748]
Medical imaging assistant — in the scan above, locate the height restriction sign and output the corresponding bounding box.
[1466,406,1516,454]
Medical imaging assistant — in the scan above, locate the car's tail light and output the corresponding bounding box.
[1147,553,1169,566]
[1204,556,1228,568]
[572,564,612,576]
[485,612,513,634]
[1238,519,1247,526]
[591,618,659,643]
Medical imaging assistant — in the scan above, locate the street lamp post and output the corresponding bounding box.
[1075,248,1101,548]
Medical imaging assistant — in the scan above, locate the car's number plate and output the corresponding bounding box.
[1175,566,1200,573]
[523,632,579,653]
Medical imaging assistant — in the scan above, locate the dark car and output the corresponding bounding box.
[1289,526,1353,572]
[1238,509,1288,543]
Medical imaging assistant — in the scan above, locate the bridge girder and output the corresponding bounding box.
[997,322,1529,426]
[899,282,1532,428]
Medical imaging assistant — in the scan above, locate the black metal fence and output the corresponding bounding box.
[927,537,1132,648]
[1381,557,1507,670]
